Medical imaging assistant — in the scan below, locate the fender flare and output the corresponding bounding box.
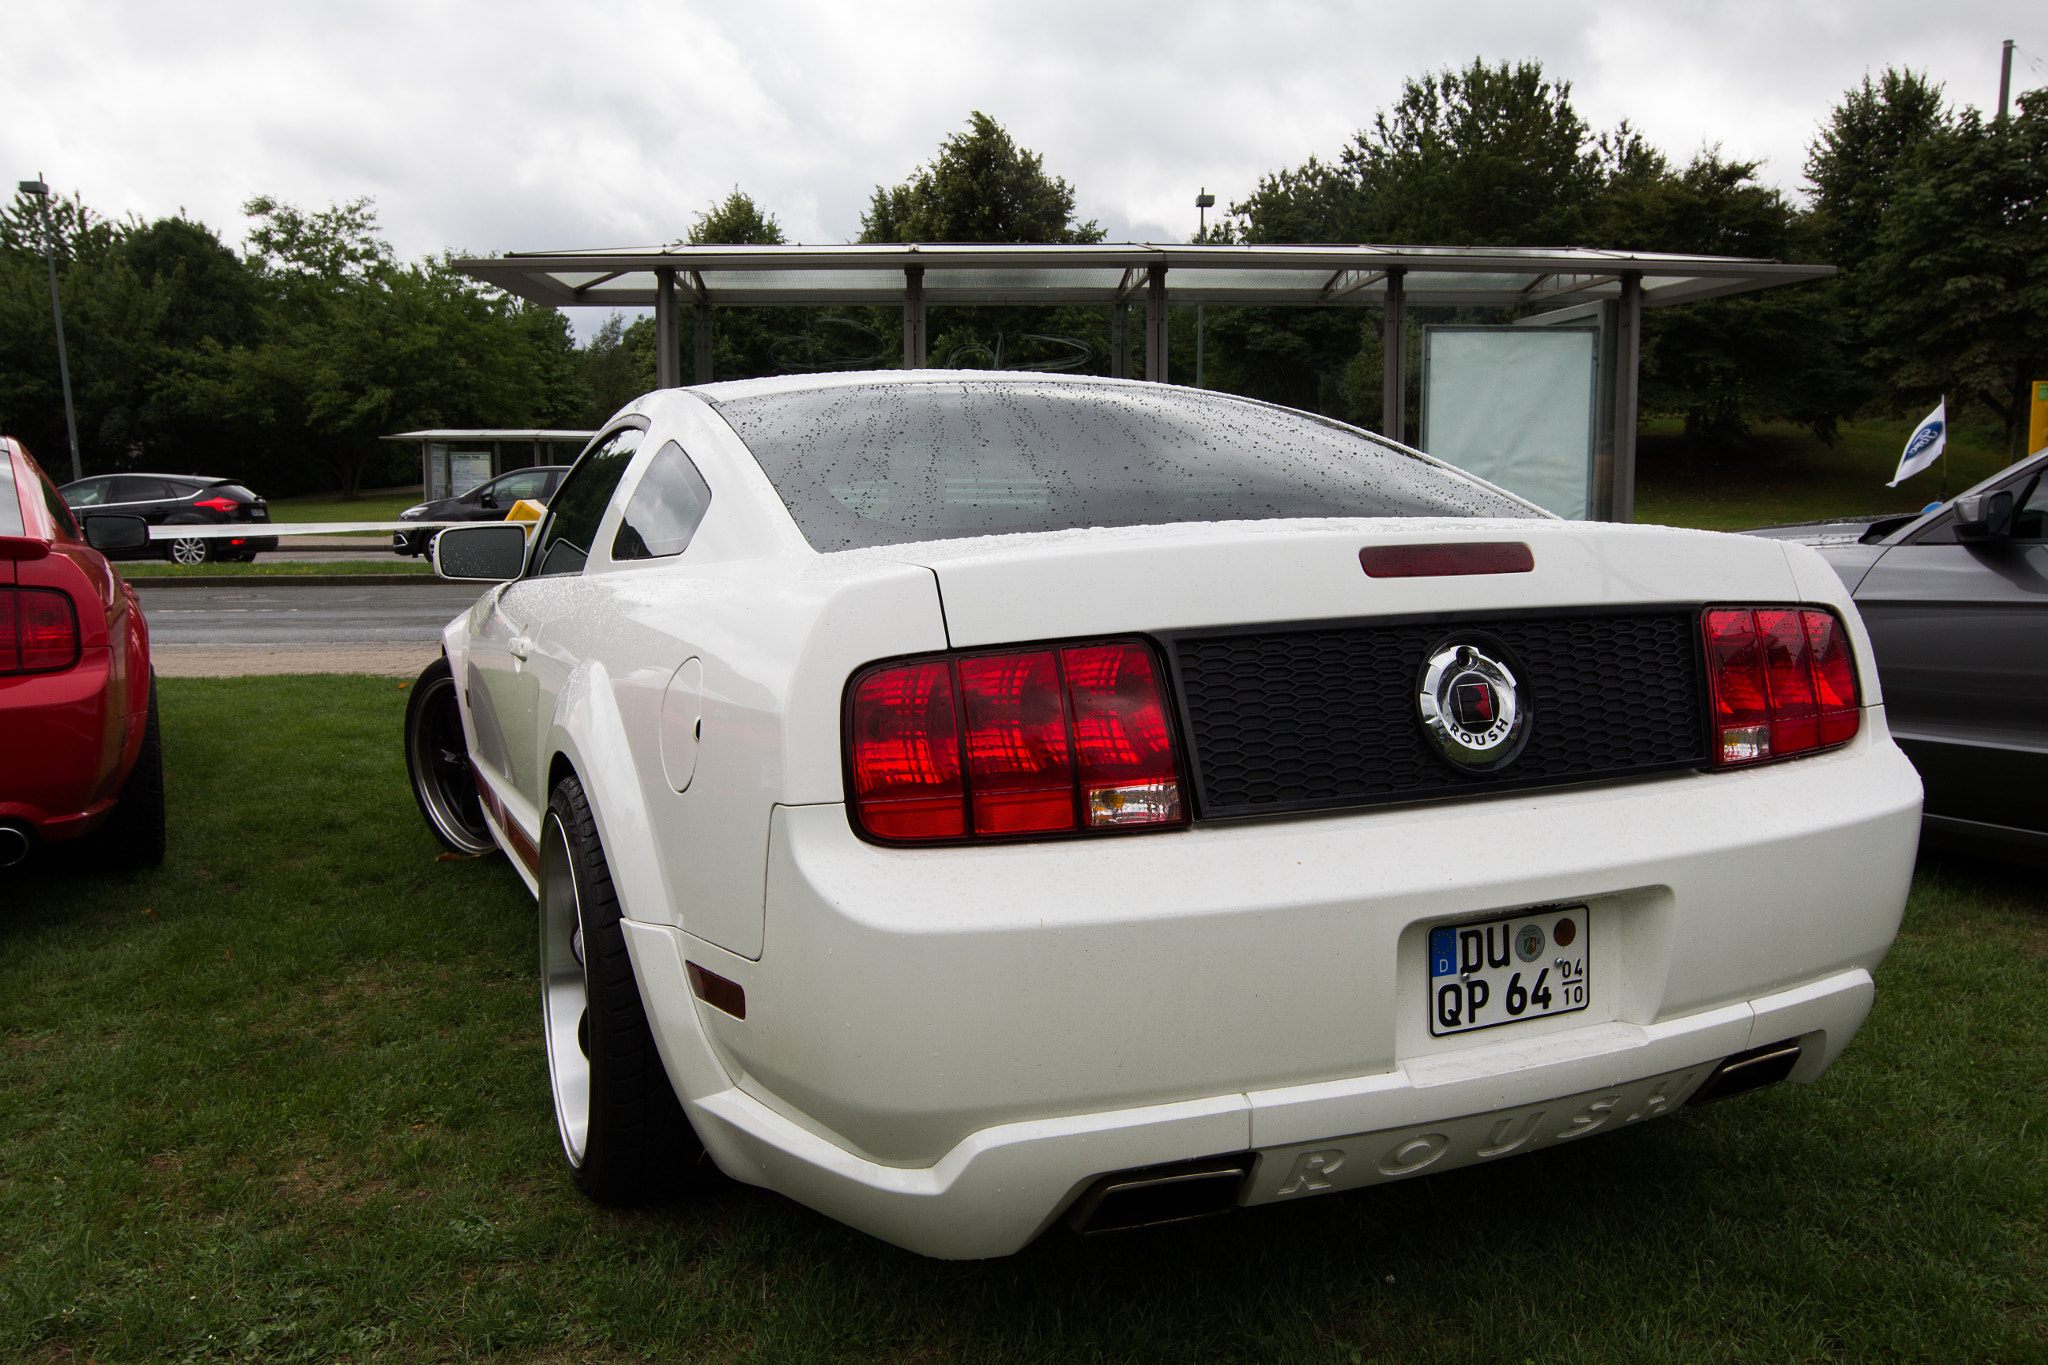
[546,658,736,1106]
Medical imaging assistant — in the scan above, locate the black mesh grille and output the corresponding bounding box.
[1171,611,1705,818]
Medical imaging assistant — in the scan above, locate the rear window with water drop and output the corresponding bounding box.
[711,379,1534,552]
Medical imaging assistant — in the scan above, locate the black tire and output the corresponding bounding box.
[403,656,493,855]
[541,772,697,1203]
[164,534,211,566]
[97,671,167,868]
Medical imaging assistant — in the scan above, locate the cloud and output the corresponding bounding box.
[6,0,2037,276]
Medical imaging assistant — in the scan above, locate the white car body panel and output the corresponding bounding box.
[433,378,1919,1259]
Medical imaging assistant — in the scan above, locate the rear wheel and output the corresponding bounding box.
[97,672,166,868]
[403,657,492,855]
[165,535,210,566]
[541,772,696,1203]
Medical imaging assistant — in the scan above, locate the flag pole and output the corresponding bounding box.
[1940,395,1948,500]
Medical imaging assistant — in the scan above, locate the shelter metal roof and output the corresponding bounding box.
[379,429,597,442]
[454,242,1832,313]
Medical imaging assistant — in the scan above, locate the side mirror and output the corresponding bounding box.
[434,523,528,581]
[478,492,498,509]
[83,514,149,552]
[1954,490,2015,542]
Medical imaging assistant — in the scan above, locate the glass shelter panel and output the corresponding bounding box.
[1421,327,1598,520]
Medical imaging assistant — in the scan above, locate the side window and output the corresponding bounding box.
[612,442,713,561]
[494,469,550,503]
[2015,474,2046,542]
[65,478,109,507]
[110,476,172,503]
[38,472,79,538]
[532,427,643,577]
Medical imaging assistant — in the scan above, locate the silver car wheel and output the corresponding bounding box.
[540,811,592,1169]
[167,536,208,565]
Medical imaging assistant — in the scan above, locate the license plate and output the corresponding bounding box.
[1428,905,1589,1036]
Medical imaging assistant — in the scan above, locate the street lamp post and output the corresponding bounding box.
[1195,189,1215,389]
[18,176,83,482]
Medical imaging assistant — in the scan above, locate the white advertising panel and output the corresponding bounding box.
[1421,327,1598,520]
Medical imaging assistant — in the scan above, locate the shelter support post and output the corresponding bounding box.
[1145,265,1169,383]
[903,267,926,368]
[1609,273,1641,523]
[694,303,713,384]
[1381,269,1407,443]
[1111,304,1129,378]
[654,268,680,389]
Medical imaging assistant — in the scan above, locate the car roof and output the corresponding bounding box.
[687,369,1204,405]
[62,473,233,488]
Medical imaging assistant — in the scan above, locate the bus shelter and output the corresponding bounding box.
[455,243,1831,522]
[383,428,596,502]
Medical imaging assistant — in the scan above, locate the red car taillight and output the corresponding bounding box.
[848,639,1187,844]
[1703,606,1859,767]
[193,495,239,514]
[0,587,81,674]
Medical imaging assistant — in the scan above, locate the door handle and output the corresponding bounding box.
[508,636,531,661]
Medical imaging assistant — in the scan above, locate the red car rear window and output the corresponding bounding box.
[38,472,79,538]
[0,452,24,538]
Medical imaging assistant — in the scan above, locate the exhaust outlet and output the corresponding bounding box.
[1688,1038,1803,1106]
[1067,1154,1255,1236]
[0,823,32,868]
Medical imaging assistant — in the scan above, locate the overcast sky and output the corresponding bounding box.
[8,0,2041,315]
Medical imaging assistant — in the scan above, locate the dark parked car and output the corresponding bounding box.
[1746,445,2048,862]
[392,465,570,557]
[59,473,277,564]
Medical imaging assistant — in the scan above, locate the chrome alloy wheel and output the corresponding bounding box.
[540,811,592,1169]
[167,536,208,565]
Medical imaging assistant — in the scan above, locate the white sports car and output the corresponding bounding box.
[403,372,1921,1259]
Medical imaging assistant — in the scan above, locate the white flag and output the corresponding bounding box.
[1888,401,1946,487]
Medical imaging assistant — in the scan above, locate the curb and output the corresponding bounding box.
[125,574,448,589]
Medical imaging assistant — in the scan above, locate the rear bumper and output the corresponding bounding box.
[0,647,124,840]
[637,938,1872,1258]
[624,714,1921,1258]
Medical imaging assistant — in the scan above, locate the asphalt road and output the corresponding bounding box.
[136,582,483,645]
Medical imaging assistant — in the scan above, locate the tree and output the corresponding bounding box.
[689,189,785,246]
[184,198,560,496]
[1231,60,1625,247]
[858,114,1106,373]
[1864,92,2048,459]
[860,112,1102,245]
[682,188,808,383]
[1806,69,1950,272]
[1596,151,1850,445]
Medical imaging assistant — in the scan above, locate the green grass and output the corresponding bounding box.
[1635,416,2015,531]
[263,488,425,523]
[117,559,433,579]
[4,678,2043,1363]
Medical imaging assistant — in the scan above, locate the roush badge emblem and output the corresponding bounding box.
[1418,638,1531,772]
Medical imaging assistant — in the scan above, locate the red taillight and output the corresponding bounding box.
[960,651,1074,835]
[1703,606,1859,767]
[848,639,1187,844]
[1063,642,1183,827]
[193,495,239,514]
[0,587,80,674]
[848,660,964,840]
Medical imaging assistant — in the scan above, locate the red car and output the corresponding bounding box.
[0,437,163,868]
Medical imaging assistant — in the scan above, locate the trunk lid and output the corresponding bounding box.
[886,518,1801,647]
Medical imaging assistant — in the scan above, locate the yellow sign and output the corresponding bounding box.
[505,498,547,536]
[2033,380,2048,458]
